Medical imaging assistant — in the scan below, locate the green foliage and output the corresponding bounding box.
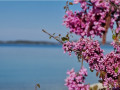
[61,33,73,42]
[115,67,118,73]
[49,36,52,39]
[61,37,69,41]
[112,34,116,40]
[36,84,40,88]
[58,34,61,36]
[64,1,73,12]
[48,32,73,43]
[98,80,103,83]
[53,33,55,35]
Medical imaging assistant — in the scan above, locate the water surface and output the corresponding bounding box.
[0,44,113,90]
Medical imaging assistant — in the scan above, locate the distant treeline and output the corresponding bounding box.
[0,40,112,46]
[0,40,61,45]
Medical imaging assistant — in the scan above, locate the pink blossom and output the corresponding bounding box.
[65,67,89,90]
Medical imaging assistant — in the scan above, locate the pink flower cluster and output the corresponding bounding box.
[63,38,104,70]
[99,42,120,87]
[111,41,120,53]
[63,11,87,37]
[74,0,88,10]
[110,0,120,33]
[102,51,120,88]
[65,67,89,90]
[63,0,120,89]
[63,0,120,37]
[63,39,120,87]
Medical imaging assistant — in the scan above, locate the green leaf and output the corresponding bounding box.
[49,36,52,39]
[112,30,113,34]
[115,67,119,73]
[90,69,93,72]
[66,34,69,41]
[66,34,69,37]
[53,33,55,35]
[59,34,61,36]
[37,84,40,88]
[112,34,116,40]
[98,80,103,83]
[61,37,68,41]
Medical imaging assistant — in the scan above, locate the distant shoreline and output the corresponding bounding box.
[0,40,112,46]
[0,40,61,45]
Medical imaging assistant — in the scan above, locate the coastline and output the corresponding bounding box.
[0,40,112,46]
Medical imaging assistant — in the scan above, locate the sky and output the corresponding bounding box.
[0,0,72,1]
[0,1,113,42]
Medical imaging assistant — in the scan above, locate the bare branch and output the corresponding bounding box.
[42,29,64,44]
[81,56,84,69]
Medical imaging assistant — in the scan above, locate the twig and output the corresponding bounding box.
[42,29,64,44]
[42,29,80,53]
[110,1,120,10]
[81,56,84,69]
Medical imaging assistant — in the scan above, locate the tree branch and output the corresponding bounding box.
[81,56,84,69]
[110,1,120,10]
[42,29,64,44]
[42,29,80,54]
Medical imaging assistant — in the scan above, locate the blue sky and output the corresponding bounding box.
[0,1,112,42]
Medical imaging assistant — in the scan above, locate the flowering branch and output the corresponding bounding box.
[42,29,81,53]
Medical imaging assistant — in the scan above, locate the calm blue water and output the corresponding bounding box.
[0,44,113,90]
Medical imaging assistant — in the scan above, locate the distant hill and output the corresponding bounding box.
[0,40,61,45]
[0,40,112,46]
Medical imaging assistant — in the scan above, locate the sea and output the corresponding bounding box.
[0,44,113,90]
